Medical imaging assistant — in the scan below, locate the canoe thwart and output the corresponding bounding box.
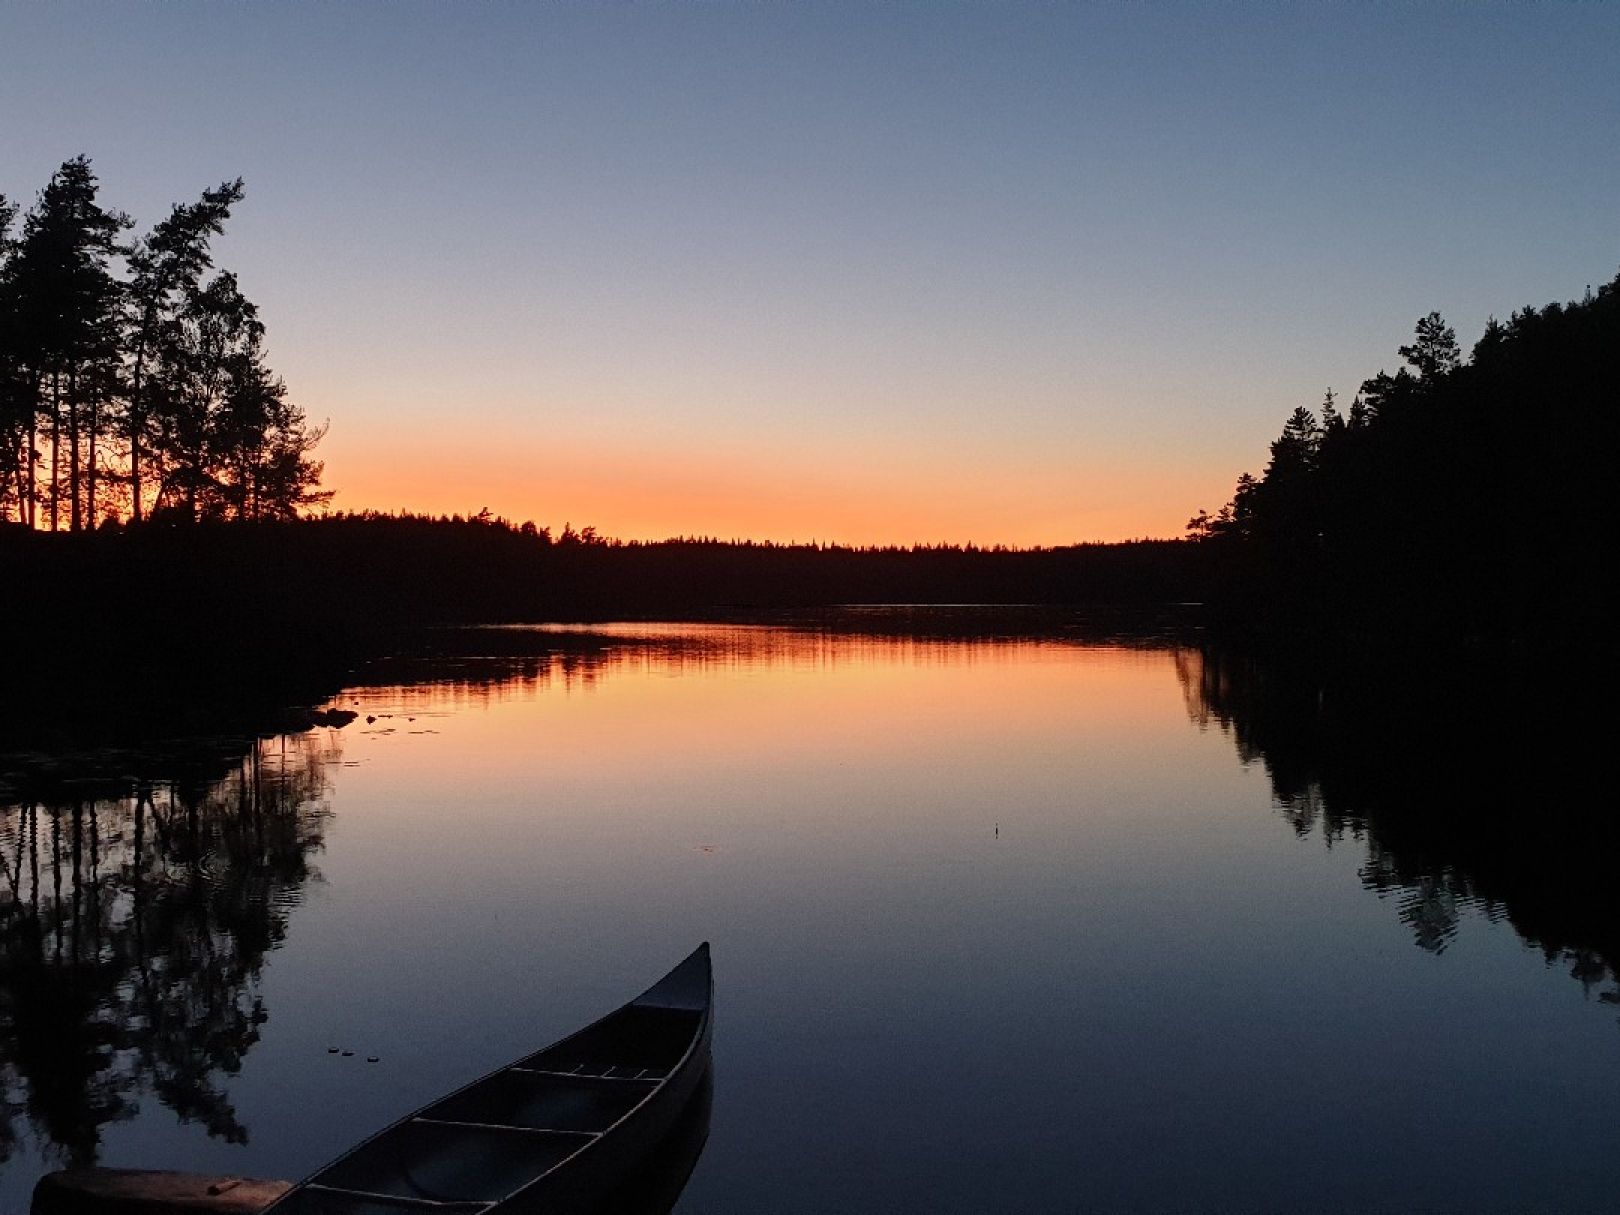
[419,1070,657,1133]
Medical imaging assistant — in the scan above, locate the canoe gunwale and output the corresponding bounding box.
[504,1067,661,1086]
[409,1118,601,1140]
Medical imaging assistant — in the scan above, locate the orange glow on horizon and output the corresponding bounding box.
[318,429,1211,547]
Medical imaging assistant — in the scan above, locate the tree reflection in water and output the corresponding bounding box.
[1177,643,1620,1011]
[0,732,335,1166]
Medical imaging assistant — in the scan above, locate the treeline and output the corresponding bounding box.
[235,510,1208,619]
[8,513,1207,627]
[1188,269,1620,638]
[326,507,1169,554]
[0,156,327,528]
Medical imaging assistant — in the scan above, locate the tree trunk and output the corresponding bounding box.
[69,367,82,533]
[5,442,22,523]
[25,406,36,528]
[49,369,60,531]
[130,345,147,523]
[87,393,99,527]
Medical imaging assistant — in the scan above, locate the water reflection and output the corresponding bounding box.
[3,617,1617,1214]
[372,611,1185,703]
[1177,643,1620,1010]
[0,732,336,1166]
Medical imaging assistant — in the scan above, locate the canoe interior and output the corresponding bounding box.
[424,1071,658,1133]
[313,1121,590,1202]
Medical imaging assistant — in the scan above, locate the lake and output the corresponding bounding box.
[2,614,1616,1213]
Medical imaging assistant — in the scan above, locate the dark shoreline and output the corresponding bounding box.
[6,513,1612,754]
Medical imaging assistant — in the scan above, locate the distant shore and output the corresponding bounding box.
[1,517,1204,746]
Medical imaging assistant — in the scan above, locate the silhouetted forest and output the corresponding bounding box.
[1188,270,1620,638]
[1171,269,1620,1013]
[6,508,1200,641]
[0,157,327,528]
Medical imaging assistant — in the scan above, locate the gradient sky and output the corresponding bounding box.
[3,3,1616,544]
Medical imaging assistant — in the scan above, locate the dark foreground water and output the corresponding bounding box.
[2,616,1617,1213]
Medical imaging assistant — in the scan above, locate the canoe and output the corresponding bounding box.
[263,943,713,1215]
[29,1068,709,1215]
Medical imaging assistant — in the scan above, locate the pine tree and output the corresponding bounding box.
[5,157,130,530]
[0,192,27,521]
[124,180,243,521]
[1398,311,1460,383]
[148,271,328,520]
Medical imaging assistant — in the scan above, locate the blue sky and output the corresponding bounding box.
[3,3,1616,542]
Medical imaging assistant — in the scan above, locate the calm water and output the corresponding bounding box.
[2,618,1617,1213]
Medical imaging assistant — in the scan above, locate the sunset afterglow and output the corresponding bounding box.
[4,3,1617,543]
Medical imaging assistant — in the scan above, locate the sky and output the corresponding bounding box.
[2,3,1617,545]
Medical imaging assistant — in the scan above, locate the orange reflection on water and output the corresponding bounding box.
[332,626,1212,853]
